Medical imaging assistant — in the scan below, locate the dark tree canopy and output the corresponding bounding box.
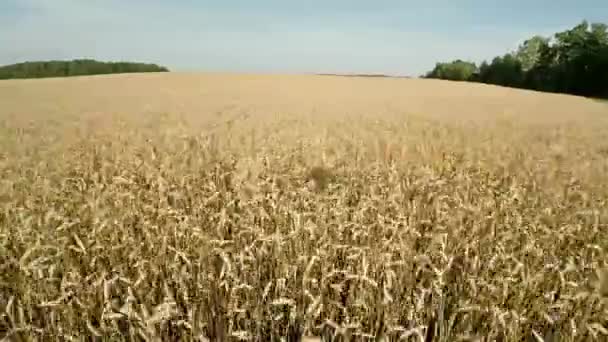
[0,59,169,80]
[471,54,525,88]
[424,60,477,81]
[424,20,608,99]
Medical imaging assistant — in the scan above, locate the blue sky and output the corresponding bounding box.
[1,0,607,76]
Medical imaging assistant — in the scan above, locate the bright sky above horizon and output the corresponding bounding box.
[1,0,607,76]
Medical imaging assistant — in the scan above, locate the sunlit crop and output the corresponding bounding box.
[1,73,607,341]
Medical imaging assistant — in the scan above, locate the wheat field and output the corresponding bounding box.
[1,73,608,341]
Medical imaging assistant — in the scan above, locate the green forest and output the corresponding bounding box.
[424,20,608,99]
[0,59,169,80]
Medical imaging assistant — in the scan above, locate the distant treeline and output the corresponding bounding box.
[0,59,169,80]
[423,20,608,99]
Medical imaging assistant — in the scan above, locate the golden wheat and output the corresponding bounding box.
[0,73,607,341]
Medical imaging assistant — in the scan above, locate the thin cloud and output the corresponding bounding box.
[1,0,605,75]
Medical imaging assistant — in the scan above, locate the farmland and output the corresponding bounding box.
[1,73,608,340]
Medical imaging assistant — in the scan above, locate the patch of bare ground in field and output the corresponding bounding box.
[1,73,608,340]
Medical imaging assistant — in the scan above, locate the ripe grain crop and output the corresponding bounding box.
[1,73,608,341]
